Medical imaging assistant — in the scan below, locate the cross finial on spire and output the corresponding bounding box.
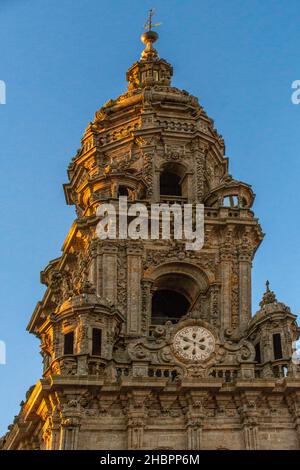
[144,8,161,31]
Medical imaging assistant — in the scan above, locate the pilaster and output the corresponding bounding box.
[126,246,143,335]
[102,244,118,303]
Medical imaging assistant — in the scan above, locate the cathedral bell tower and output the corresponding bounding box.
[2,16,300,451]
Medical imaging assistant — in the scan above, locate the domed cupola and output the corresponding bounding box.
[126,20,173,90]
[204,174,255,209]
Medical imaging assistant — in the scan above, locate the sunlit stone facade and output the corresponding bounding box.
[2,29,300,451]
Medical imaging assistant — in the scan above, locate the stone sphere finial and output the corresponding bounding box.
[141,30,159,46]
[140,31,159,61]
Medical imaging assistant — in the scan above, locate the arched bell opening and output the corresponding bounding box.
[160,171,182,196]
[117,185,130,197]
[159,162,188,199]
[147,262,212,326]
[150,267,209,325]
[152,289,191,325]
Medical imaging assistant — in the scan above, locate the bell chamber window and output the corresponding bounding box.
[63,331,74,355]
[222,195,239,208]
[160,171,182,196]
[92,328,102,356]
[117,185,129,197]
[273,333,283,360]
[255,342,261,363]
[159,162,188,198]
[152,289,190,325]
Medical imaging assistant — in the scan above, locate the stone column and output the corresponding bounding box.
[209,283,220,326]
[76,314,89,374]
[191,138,208,203]
[46,413,61,450]
[41,425,52,450]
[153,167,161,202]
[261,326,273,363]
[185,171,194,202]
[59,417,80,450]
[102,244,118,303]
[126,391,149,450]
[219,225,237,331]
[185,392,208,450]
[238,257,252,330]
[294,417,300,447]
[242,419,258,450]
[127,417,145,450]
[220,250,232,331]
[239,392,260,450]
[90,239,98,293]
[31,436,41,450]
[186,417,203,450]
[286,392,300,447]
[141,279,153,335]
[140,144,155,202]
[96,240,102,296]
[127,246,143,335]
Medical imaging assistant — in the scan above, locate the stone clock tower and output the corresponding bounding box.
[2,24,300,451]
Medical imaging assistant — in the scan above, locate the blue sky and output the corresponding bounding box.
[0,0,299,435]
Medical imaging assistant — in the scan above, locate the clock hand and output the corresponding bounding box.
[182,336,194,344]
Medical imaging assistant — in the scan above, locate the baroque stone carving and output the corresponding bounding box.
[3,24,300,453]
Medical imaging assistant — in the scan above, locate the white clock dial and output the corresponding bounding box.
[173,326,215,363]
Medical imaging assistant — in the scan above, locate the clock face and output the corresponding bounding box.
[173,326,215,363]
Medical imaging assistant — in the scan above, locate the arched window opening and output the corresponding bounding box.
[149,265,209,325]
[152,289,190,325]
[92,328,102,356]
[273,333,283,360]
[255,342,261,363]
[223,195,238,208]
[117,185,129,197]
[63,331,74,355]
[160,171,182,196]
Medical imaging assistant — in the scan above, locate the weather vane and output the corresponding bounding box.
[144,8,162,31]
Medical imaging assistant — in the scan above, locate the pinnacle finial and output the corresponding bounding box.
[127,10,172,89]
[260,280,277,308]
[140,9,161,60]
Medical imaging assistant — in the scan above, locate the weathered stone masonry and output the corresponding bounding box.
[2,28,300,451]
